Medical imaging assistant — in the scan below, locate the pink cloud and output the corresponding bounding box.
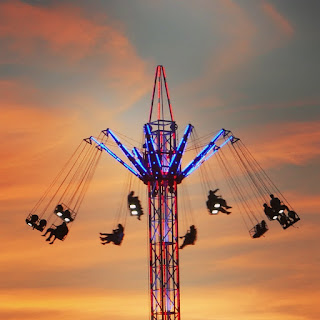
[262,1,294,37]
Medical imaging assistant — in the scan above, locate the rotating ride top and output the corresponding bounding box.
[25,65,300,320]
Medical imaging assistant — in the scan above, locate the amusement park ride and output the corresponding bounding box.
[26,66,300,320]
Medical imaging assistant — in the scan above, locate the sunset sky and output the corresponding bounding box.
[1,0,320,319]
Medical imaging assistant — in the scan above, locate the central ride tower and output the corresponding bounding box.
[146,65,181,320]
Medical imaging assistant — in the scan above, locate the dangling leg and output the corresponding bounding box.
[219,207,231,214]
[46,229,55,241]
[49,235,56,244]
[42,228,53,237]
[101,234,113,244]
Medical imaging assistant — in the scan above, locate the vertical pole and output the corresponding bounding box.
[148,120,180,320]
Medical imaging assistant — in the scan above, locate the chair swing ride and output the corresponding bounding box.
[25,65,300,319]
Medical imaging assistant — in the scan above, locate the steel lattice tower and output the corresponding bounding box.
[147,66,180,319]
[89,65,234,320]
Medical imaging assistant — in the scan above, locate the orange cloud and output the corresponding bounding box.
[0,0,151,113]
[242,120,320,167]
[0,0,110,59]
[0,288,149,320]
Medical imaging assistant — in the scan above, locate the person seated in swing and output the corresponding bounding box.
[207,189,232,209]
[270,194,288,213]
[42,221,69,244]
[252,220,268,238]
[263,203,278,220]
[128,191,144,220]
[25,214,39,228]
[34,219,47,232]
[277,213,290,229]
[179,225,197,249]
[288,210,300,223]
[100,223,125,245]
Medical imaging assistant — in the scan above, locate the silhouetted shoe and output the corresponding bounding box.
[46,238,50,241]
[225,211,231,214]
[225,206,232,209]
[49,242,54,244]
[41,234,46,237]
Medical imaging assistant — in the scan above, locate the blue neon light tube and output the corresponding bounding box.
[90,137,140,178]
[168,124,193,171]
[107,129,149,176]
[186,135,233,177]
[181,129,224,178]
[144,124,162,170]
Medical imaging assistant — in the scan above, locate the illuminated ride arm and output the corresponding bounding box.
[105,129,149,180]
[178,129,235,182]
[89,136,142,180]
[167,124,193,177]
[144,124,162,179]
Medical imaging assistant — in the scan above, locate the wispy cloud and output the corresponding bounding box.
[0,0,151,113]
[262,1,294,38]
[243,120,320,167]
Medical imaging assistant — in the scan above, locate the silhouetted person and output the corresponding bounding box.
[252,223,262,238]
[288,210,300,222]
[42,222,69,244]
[277,213,289,229]
[54,204,63,214]
[260,220,267,231]
[128,191,135,202]
[26,214,39,228]
[270,194,281,210]
[252,220,268,238]
[270,194,289,213]
[263,203,277,220]
[128,191,143,220]
[100,224,124,245]
[34,219,47,232]
[179,225,197,249]
[207,189,232,210]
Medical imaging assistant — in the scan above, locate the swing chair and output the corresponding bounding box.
[25,214,47,232]
[178,180,198,250]
[212,132,301,238]
[186,128,233,217]
[25,135,103,243]
[127,191,144,220]
[187,128,275,239]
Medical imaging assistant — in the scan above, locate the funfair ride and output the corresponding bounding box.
[26,65,300,320]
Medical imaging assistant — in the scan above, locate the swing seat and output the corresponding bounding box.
[250,220,268,239]
[113,233,124,246]
[53,204,76,223]
[26,214,39,228]
[279,211,300,229]
[34,219,47,232]
[25,214,47,232]
[48,223,69,241]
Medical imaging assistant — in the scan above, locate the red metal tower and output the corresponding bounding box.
[147,65,180,320]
